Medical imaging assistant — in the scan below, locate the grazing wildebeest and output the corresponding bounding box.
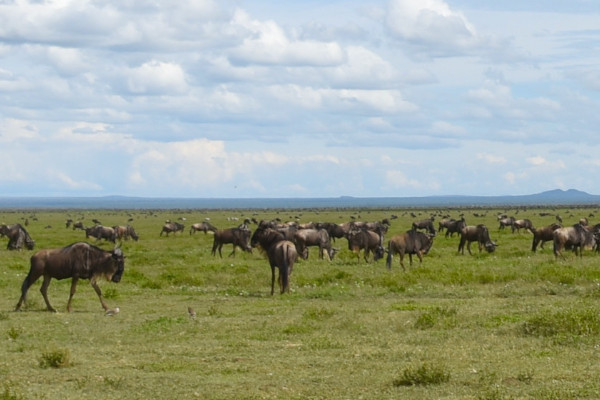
[113,225,139,241]
[250,228,298,295]
[15,242,125,312]
[72,221,85,230]
[211,227,252,258]
[345,229,385,263]
[444,217,466,238]
[531,223,561,252]
[293,228,337,260]
[386,230,434,271]
[458,224,497,255]
[553,223,596,259]
[1,223,35,250]
[85,225,116,242]
[190,221,218,235]
[512,219,534,234]
[412,218,436,235]
[65,219,73,228]
[160,221,185,236]
[498,216,515,230]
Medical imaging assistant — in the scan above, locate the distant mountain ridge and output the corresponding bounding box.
[0,189,597,209]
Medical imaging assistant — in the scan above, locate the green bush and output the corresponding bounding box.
[39,348,72,369]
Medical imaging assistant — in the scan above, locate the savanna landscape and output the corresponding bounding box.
[2,205,600,399]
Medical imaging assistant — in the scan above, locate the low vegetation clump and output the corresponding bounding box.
[39,348,72,369]
[393,362,451,386]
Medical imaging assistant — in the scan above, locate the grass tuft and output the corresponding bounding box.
[393,362,450,386]
[39,348,72,369]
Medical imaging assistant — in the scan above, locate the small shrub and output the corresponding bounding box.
[39,348,72,369]
[393,362,450,386]
[522,307,600,338]
[6,327,21,340]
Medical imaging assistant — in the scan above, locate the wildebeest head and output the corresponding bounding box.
[111,247,125,283]
[374,245,385,261]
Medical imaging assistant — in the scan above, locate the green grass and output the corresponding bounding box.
[2,207,600,398]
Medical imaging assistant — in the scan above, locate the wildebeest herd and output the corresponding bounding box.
[4,209,600,313]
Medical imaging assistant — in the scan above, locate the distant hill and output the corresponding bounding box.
[0,189,598,209]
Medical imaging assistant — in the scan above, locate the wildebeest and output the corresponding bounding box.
[211,227,252,258]
[190,221,218,235]
[293,228,337,260]
[345,229,385,263]
[553,223,596,259]
[444,217,466,238]
[85,225,116,242]
[113,225,139,241]
[412,217,436,235]
[498,216,515,230]
[0,223,35,250]
[15,242,125,312]
[531,223,561,252]
[72,221,85,230]
[386,230,434,271]
[458,224,497,255]
[314,222,347,241]
[160,221,185,236]
[250,227,298,294]
[512,219,534,234]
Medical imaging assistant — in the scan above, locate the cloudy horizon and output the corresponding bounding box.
[1,1,599,198]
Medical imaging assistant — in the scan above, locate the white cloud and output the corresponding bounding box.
[126,60,188,94]
[477,153,506,164]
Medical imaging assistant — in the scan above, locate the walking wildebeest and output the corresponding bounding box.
[293,228,337,260]
[512,219,534,234]
[531,223,561,252]
[386,230,434,271]
[444,217,466,238]
[345,229,385,263]
[190,221,218,235]
[15,242,125,313]
[113,225,139,241]
[412,218,436,235]
[553,223,596,259]
[498,216,515,230]
[85,225,116,242]
[211,227,252,258]
[1,223,35,250]
[458,224,497,255]
[160,221,185,236]
[250,227,298,295]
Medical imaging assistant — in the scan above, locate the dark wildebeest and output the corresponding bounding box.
[211,227,252,258]
[1,223,35,250]
[72,221,85,230]
[444,217,466,238]
[293,228,337,260]
[412,217,436,236]
[498,216,515,230]
[553,223,596,259]
[15,242,125,313]
[512,219,534,234]
[160,221,185,236]
[458,224,497,255]
[85,225,116,243]
[386,230,434,271]
[190,221,218,235]
[314,222,347,241]
[345,229,385,263]
[531,223,561,252]
[250,228,298,295]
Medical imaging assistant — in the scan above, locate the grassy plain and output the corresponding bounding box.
[2,206,600,399]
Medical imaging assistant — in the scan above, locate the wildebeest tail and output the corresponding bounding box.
[281,244,290,293]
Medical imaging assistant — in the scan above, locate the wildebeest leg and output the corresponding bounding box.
[15,269,41,311]
[408,253,413,266]
[66,277,81,312]
[90,279,109,311]
[40,275,57,312]
[270,265,276,295]
[467,241,473,255]
[228,245,236,257]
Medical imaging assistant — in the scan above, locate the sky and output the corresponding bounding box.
[0,0,599,198]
